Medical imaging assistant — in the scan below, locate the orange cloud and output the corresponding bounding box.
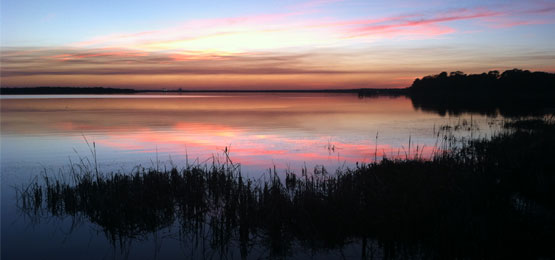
[2,3,554,89]
[49,50,148,61]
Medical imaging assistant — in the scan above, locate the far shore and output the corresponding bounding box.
[2,69,553,96]
[0,86,407,95]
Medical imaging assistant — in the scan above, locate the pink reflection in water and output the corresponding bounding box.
[1,93,488,173]
[92,121,436,171]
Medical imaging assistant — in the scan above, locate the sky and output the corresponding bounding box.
[1,0,554,89]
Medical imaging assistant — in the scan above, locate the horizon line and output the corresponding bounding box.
[0,86,410,92]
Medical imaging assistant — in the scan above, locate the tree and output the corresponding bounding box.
[488,70,500,79]
[449,71,465,77]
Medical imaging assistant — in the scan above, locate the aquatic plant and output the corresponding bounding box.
[17,119,555,259]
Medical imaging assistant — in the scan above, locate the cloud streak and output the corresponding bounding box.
[2,45,553,89]
[346,8,499,37]
[1,1,554,89]
[64,3,555,53]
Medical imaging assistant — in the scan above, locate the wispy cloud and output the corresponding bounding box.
[2,45,553,89]
[65,2,555,55]
[346,8,506,38]
[2,1,554,89]
[1,48,367,77]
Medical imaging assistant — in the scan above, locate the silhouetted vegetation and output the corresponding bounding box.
[409,69,555,116]
[1,87,137,94]
[1,86,409,95]
[17,119,555,259]
[122,88,409,96]
[356,88,408,97]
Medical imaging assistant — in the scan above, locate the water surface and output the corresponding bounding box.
[1,93,498,173]
[1,93,501,259]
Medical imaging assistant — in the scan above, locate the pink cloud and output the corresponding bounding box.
[518,4,555,15]
[49,50,148,61]
[347,8,502,38]
[489,19,553,29]
[66,2,555,53]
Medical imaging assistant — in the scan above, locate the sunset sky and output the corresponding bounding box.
[1,0,554,89]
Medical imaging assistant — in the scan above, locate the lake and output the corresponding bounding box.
[1,93,503,259]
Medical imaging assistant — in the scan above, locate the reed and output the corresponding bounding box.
[17,118,555,259]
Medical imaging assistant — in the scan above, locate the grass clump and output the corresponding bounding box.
[18,119,555,259]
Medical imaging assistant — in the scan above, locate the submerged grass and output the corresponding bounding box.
[17,119,555,259]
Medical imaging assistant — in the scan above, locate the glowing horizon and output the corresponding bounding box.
[1,0,554,89]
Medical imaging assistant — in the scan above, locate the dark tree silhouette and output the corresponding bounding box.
[409,69,555,116]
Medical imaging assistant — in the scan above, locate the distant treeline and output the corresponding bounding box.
[0,87,137,95]
[2,69,554,117]
[408,69,555,116]
[410,69,555,94]
[1,86,409,95]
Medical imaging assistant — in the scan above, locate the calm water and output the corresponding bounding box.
[1,93,502,259]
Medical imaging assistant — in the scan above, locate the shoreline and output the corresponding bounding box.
[0,86,408,95]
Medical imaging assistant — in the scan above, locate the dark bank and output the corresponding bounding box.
[17,118,555,259]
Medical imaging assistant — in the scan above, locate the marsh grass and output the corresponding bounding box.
[17,119,555,259]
